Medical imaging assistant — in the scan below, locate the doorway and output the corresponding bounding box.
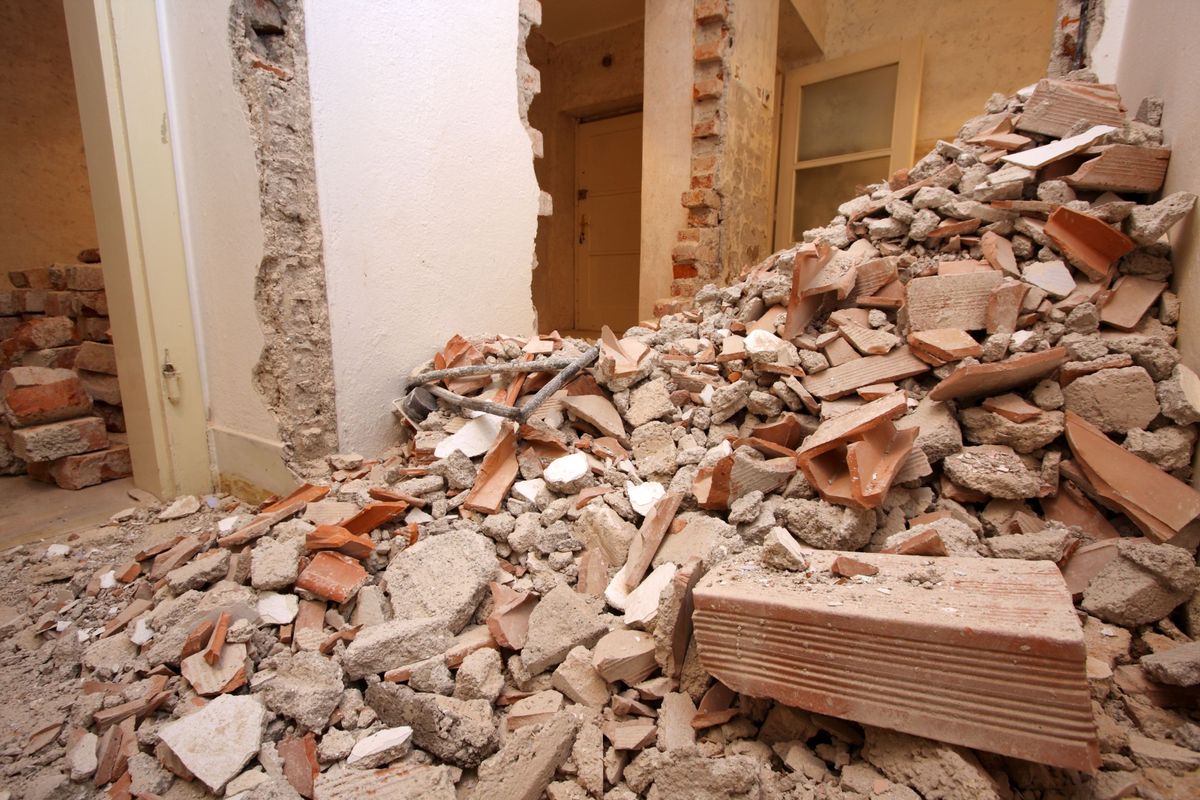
[526,1,645,336]
[574,111,643,333]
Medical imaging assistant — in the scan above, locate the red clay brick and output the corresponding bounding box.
[672,264,699,280]
[295,552,368,603]
[11,416,108,462]
[1,366,92,427]
[11,316,76,352]
[18,346,79,370]
[74,316,111,343]
[27,444,131,489]
[75,341,118,375]
[64,264,105,291]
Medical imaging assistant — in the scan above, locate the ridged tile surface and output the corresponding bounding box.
[692,551,1099,771]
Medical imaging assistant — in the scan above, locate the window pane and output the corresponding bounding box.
[797,64,898,161]
[792,156,890,239]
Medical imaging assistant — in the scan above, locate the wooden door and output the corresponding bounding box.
[574,111,642,332]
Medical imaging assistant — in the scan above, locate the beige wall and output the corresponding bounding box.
[639,0,693,319]
[529,20,645,332]
[0,0,97,272]
[1113,1,1200,372]
[819,0,1056,155]
[720,0,780,282]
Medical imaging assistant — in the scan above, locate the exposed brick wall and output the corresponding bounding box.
[663,0,731,314]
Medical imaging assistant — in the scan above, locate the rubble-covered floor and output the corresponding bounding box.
[0,476,137,549]
[2,74,1200,800]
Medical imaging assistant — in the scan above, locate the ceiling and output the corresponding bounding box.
[538,0,645,45]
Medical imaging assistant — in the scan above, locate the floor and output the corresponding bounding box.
[0,475,143,550]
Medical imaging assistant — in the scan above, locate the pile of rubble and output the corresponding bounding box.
[2,74,1200,800]
[0,251,129,488]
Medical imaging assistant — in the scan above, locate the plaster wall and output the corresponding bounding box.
[529,20,645,332]
[1112,1,1200,372]
[820,0,1056,155]
[306,0,540,454]
[720,0,780,282]
[156,0,293,494]
[639,0,693,320]
[0,0,97,272]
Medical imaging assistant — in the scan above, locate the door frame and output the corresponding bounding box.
[62,0,211,498]
[572,108,644,332]
[773,38,923,249]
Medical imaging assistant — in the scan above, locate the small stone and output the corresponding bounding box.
[454,647,505,703]
[625,379,675,426]
[777,499,874,550]
[1126,192,1197,244]
[127,751,173,796]
[159,495,201,520]
[543,452,593,494]
[257,592,300,625]
[761,527,808,571]
[166,549,230,593]
[347,726,413,768]
[1081,539,1200,627]
[551,646,609,708]
[342,617,454,679]
[251,536,303,591]
[65,732,97,782]
[626,481,666,516]
[943,446,1043,499]
[1141,641,1200,687]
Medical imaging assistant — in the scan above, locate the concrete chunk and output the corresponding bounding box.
[520,584,607,675]
[342,617,453,679]
[383,531,496,634]
[468,711,579,800]
[157,694,266,792]
[1141,641,1200,687]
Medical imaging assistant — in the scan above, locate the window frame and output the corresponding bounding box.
[773,37,924,249]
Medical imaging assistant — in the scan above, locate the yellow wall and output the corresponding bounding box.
[0,0,97,272]
[819,0,1057,155]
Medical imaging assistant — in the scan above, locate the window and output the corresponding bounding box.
[774,39,923,248]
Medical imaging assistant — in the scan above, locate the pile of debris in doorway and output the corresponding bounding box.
[3,74,1200,800]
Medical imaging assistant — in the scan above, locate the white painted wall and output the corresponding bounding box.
[1089,0,1128,84]
[305,0,539,454]
[156,0,294,494]
[1110,0,1200,372]
[639,0,693,319]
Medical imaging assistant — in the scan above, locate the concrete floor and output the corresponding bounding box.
[0,475,142,549]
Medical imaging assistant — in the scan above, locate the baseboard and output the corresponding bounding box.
[208,425,299,502]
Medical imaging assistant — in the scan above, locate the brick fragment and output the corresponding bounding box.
[27,444,131,489]
[11,416,108,462]
[1,366,92,427]
[79,370,122,405]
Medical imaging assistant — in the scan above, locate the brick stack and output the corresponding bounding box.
[0,254,131,488]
